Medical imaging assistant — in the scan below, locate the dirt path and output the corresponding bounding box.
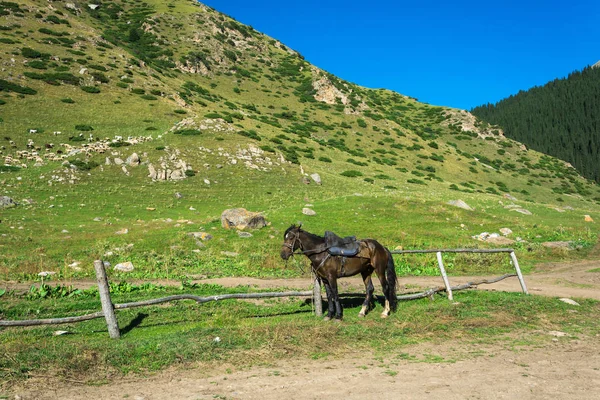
[5,259,600,399]
[13,338,600,400]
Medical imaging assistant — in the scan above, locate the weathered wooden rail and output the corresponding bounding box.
[390,248,528,301]
[0,249,528,338]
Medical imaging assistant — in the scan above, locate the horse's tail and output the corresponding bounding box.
[385,248,398,312]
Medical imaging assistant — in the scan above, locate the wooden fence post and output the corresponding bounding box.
[94,260,120,339]
[313,275,323,317]
[509,251,529,295]
[436,251,453,301]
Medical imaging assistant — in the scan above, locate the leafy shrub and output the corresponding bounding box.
[341,170,363,177]
[0,79,37,95]
[374,174,393,180]
[116,82,128,88]
[174,129,202,136]
[140,94,157,100]
[174,109,187,114]
[75,125,93,131]
[81,86,100,93]
[69,159,99,170]
[185,170,196,177]
[356,119,367,128]
[407,179,426,185]
[21,47,42,58]
[109,142,131,148]
[319,156,332,163]
[90,72,109,83]
[237,130,261,141]
[364,178,374,183]
[68,135,86,142]
[131,88,145,94]
[0,165,21,172]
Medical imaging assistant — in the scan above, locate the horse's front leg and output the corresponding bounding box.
[328,276,343,320]
[322,280,336,321]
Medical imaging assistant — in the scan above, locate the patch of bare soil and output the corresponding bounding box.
[4,259,600,399]
[12,338,600,400]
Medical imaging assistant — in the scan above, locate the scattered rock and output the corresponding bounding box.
[38,271,56,278]
[471,232,514,245]
[559,298,580,306]
[126,153,140,167]
[114,158,124,165]
[503,193,518,201]
[302,207,317,216]
[146,207,156,211]
[447,199,473,211]
[542,241,572,250]
[238,231,253,238]
[510,208,532,215]
[221,251,239,257]
[548,331,568,337]
[221,208,267,230]
[585,215,594,222]
[93,217,102,222]
[310,173,322,185]
[499,228,513,236]
[187,232,213,241]
[115,228,129,235]
[301,176,311,185]
[0,196,17,209]
[174,192,183,199]
[113,261,134,272]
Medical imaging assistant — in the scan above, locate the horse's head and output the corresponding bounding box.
[280,224,302,260]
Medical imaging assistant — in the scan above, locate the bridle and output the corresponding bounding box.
[282,228,330,274]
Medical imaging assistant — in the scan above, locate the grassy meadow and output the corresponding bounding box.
[1,0,600,389]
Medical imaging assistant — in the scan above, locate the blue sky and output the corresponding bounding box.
[200,1,599,110]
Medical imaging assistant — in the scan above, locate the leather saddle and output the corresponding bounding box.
[324,231,361,257]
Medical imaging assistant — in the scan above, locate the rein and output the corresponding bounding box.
[283,231,330,274]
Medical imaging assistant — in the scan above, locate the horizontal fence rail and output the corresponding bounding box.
[391,247,528,300]
[1,249,529,338]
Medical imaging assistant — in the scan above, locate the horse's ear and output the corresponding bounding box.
[297,222,303,230]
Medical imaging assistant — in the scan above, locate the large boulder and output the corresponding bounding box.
[0,196,17,209]
[221,208,267,230]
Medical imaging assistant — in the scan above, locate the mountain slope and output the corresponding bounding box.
[0,0,598,278]
[471,65,600,184]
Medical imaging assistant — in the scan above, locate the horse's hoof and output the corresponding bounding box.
[333,318,343,323]
[323,316,332,322]
[358,313,365,318]
[380,313,389,319]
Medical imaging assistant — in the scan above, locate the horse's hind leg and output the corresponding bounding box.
[358,272,375,318]
[376,272,391,318]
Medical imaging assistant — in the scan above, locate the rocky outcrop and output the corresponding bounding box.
[221,208,267,230]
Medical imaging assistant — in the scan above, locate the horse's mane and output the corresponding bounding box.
[284,224,324,241]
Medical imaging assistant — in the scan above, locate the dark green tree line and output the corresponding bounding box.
[472,65,600,183]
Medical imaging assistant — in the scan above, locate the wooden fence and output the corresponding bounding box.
[0,249,528,338]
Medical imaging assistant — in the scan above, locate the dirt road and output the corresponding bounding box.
[6,259,600,399]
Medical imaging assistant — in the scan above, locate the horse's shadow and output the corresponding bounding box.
[120,312,149,335]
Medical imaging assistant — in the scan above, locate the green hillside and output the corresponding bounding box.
[471,65,600,184]
[1,0,599,280]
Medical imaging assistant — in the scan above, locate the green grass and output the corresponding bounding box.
[1,287,598,387]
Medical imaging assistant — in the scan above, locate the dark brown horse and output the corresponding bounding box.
[280,224,398,320]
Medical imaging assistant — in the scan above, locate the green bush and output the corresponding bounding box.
[174,129,202,136]
[319,156,332,163]
[21,47,42,58]
[131,88,145,94]
[75,125,93,131]
[341,170,363,177]
[0,79,37,95]
[81,86,100,93]
[174,109,187,114]
[141,94,158,100]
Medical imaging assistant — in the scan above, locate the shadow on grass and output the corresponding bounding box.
[120,312,149,336]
